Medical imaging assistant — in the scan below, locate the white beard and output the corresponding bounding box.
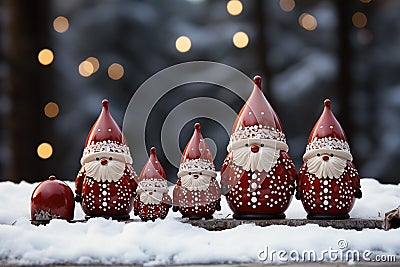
[181,174,211,191]
[139,190,164,205]
[232,146,280,172]
[307,156,347,179]
[85,160,126,182]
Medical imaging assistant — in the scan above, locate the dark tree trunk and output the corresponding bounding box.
[336,0,353,140]
[254,0,272,101]
[4,0,53,182]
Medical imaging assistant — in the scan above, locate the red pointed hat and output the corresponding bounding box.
[303,99,352,161]
[228,76,288,152]
[140,147,166,181]
[81,99,133,164]
[137,147,168,193]
[177,123,217,178]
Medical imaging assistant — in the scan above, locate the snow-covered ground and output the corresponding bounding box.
[0,178,399,265]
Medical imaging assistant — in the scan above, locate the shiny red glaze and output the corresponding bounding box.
[85,99,126,146]
[173,178,221,218]
[134,147,171,221]
[251,145,259,153]
[297,161,359,217]
[31,175,75,221]
[75,99,138,218]
[173,123,221,219]
[231,76,284,133]
[76,165,137,217]
[221,151,296,216]
[307,99,347,143]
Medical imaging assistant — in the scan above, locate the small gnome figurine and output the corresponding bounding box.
[296,99,362,220]
[75,99,138,220]
[173,123,221,219]
[221,76,297,219]
[134,147,171,221]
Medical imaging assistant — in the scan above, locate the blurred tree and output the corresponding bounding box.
[4,0,54,182]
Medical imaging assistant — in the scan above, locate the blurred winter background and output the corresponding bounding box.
[0,0,399,184]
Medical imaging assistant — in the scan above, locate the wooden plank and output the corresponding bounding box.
[182,218,385,231]
[28,217,385,231]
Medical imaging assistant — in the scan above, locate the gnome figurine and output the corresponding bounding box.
[221,76,297,219]
[296,99,362,219]
[134,147,171,221]
[75,99,138,220]
[173,123,221,219]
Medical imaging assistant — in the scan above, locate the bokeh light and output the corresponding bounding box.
[352,12,368,28]
[53,16,69,33]
[299,13,318,31]
[360,0,372,3]
[37,143,53,159]
[44,102,59,118]
[175,36,192,53]
[86,57,100,73]
[279,0,295,12]
[232,31,249,48]
[226,0,243,16]
[79,60,94,77]
[38,49,54,65]
[108,63,124,80]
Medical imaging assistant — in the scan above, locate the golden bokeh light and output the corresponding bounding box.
[38,49,54,65]
[175,36,192,53]
[79,60,94,77]
[53,16,69,33]
[44,102,59,118]
[227,0,243,16]
[299,13,318,31]
[352,12,367,28]
[279,0,295,12]
[108,63,124,80]
[360,0,372,3]
[86,57,100,73]
[232,31,249,48]
[37,143,53,159]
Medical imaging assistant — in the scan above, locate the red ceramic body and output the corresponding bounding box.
[173,123,221,219]
[221,151,296,218]
[134,194,171,221]
[75,165,137,217]
[133,147,171,221]
[297,158,359,218]
[173,178,221,218]
[31,176,75,221]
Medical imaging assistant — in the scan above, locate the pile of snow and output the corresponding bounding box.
[0,178,399,265]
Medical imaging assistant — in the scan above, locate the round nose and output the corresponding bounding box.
[101,159,108,165]
[322,155,329,161]
[149,191,153,195]
[251,145,259,153]
[193,174,199,179]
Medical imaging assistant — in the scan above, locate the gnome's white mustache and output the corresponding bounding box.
[306,154,347,179]
[139,190,164,205]
[181,174,211,191]
[232,144,280,172]
[85,158,126,182]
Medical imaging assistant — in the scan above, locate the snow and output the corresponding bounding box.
[0,178,399,265]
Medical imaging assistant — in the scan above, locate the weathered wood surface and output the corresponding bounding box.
[29,217,385,231]
[181,218,385,231]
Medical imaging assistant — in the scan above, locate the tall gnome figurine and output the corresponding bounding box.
[221,76,297,219]
[296,99,362,219]
[134,147,171,221]
[173,123,221,219]
[75,99,138,220]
